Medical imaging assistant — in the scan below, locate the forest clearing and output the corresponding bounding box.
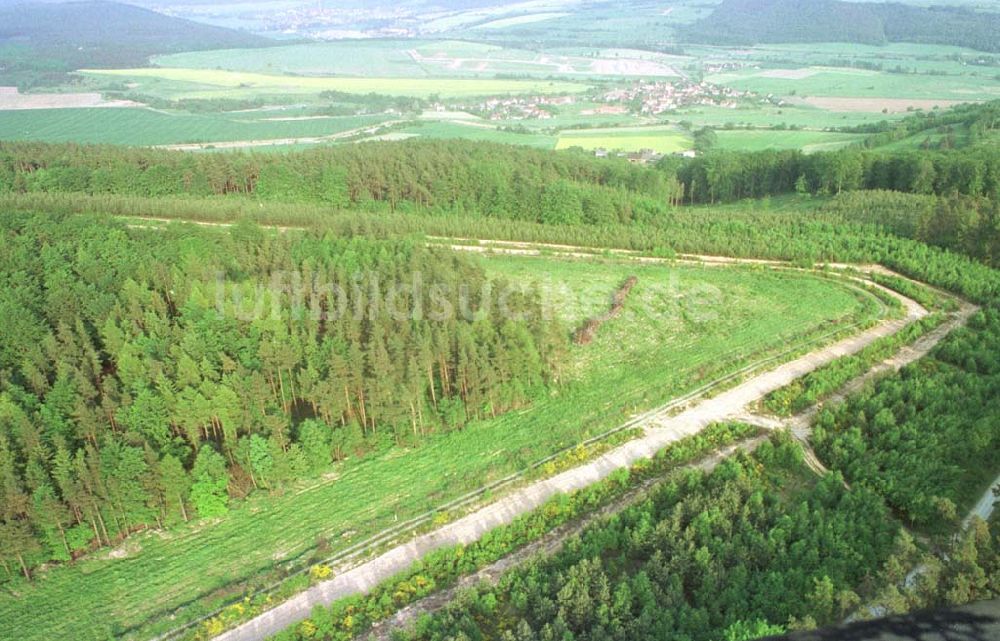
[198,248,967,641]
[0,227,884,641]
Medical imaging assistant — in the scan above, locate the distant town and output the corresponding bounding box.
[456,80,769,122]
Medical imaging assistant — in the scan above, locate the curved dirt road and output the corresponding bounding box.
[212,273,935,641]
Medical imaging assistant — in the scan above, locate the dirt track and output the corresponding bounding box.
[966,474,1000,526]
[210,263,946,641]
[361,436,769,641]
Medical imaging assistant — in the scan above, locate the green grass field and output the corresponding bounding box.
[472,12,571,29]
[556,125,692,153]
[82,68,591,99]
[734,42,999,77]
[153,40,441,77]
[0,108,392,146]
[714,129,865,152]
[151,37,682,81]
[706,66,998,102]
[668,104,906,130]
[399,120,557,148]
[0,253,880,641]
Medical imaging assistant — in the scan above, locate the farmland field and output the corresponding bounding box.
[0,108,393,146]
[152,40,441,77]
[729,42,1000,77]
[3,21,996,156]
[556,125,693,153]
[152,39,681,80]
[706,67,998,102]
[668,104,909,130]
[437,0,714,48]
[714,129,865,152]
[0,253,881,641]
[82,68,591,99]
[472,12,571,29]
[399,120,557,148]
[6,36,988,153]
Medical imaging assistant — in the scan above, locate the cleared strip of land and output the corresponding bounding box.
[211,259,939,641]
[5,232,873,641]
[368,293,980,641]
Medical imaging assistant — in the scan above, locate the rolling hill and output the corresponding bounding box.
[0,0,275,84]
[684,0,1000,52]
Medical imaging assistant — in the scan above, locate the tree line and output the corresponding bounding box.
[845,101,1000,148]
[0,212,565,579]
[1,135,998,236]
[672,145,1000,204]
[0,139,681,226]
[817,190,1000,268]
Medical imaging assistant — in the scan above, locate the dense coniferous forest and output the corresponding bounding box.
[684,0,1000,52]
[812,309,1000,530]
[0,139,679,224]
[0,212,563,577]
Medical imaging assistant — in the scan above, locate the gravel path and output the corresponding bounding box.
[212,274,934,641]
[785,301,979,437]
[965,474,1000,526]
[360,436,770,641]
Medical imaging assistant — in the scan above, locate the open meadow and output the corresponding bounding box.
[555,124,693,153]
[706,66,997,103]
[151,39,682,80]
[0,108,393,146]
[0,250,880,641]
[714,129,865,152]
[398,120,557,148]
[81,68,591,99]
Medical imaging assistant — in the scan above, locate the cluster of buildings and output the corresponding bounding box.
[594,148,663,164]
[594,148,696,164]
[601,80,757,115]
[470,95,577,121]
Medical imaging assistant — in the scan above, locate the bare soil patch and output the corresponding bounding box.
[0,86,140,110]
[574,276,638,345]
[589,58,678,77]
